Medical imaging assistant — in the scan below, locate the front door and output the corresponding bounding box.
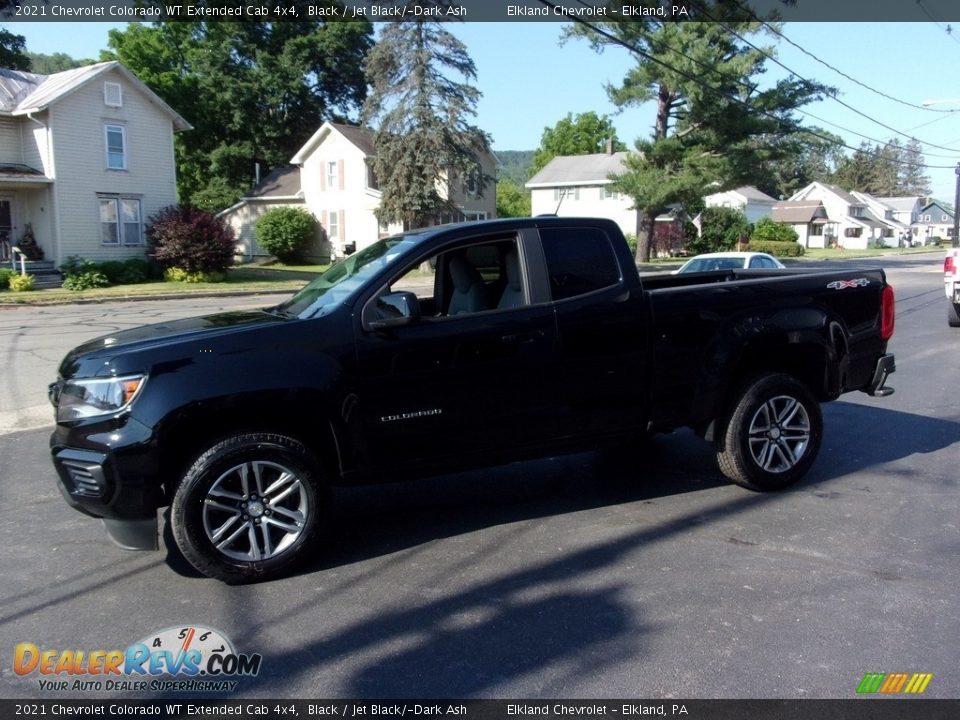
[349,232,561,474]
[0,196,14,261]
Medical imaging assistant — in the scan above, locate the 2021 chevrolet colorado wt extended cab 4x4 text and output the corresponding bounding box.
[49,217,896,582]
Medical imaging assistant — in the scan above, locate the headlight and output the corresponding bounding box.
[57,375,146,422]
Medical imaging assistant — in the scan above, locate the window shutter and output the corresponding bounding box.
[338,160,345,191]
[321,210,328,231]
[320,161,326,192]
[339,210,345,242]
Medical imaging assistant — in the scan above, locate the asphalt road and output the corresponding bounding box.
[1,253,957,700]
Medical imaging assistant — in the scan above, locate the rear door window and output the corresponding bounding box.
[539,227,621,301]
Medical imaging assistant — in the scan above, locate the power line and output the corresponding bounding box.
[696,0,960,153]
[915,0,960,48]
[730,0,960,112]
[550,1,960,170]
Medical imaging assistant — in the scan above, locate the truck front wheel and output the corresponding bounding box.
[171,433,326,583]
[717,373,823,491]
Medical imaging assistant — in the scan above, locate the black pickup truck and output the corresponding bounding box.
[49,217,896,582]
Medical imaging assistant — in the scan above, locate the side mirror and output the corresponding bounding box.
[366,291,421,330]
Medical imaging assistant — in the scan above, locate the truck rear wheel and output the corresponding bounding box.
[171,433,325,583]
[948,302,960,328]
[717,373,822,491]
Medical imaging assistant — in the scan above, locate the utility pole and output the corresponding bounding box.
[954,162,960,248]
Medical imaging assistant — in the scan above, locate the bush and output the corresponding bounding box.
[692,207,751,256]
[624,233,638,258]
[744,240,805,257]
[59,256,111,291]
[164,267,226,283]
[147,206,235,274]
[750,217,799,245]
[9,274,36,292]
[255,207,317,263]
[95,258,149,285]
[0,267,14,290]
[97,260,127,283]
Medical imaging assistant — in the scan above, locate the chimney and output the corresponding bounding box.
[606,138,614,155]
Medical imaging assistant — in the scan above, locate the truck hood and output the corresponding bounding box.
[59,309,289,376]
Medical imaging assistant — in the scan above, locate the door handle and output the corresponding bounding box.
[501,330,544,344]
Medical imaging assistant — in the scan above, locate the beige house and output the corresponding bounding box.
[221,122,497,262]
[0,61,190,266]
[525,150,635,237]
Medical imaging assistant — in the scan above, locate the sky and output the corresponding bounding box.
[7,19,960,201]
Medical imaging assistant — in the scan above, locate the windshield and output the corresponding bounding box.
[680,257,745,273]
[274,233,425,318]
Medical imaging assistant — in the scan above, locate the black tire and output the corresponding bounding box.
[171,433,326,583]
[948,302,960,328]
[716,373,822,491]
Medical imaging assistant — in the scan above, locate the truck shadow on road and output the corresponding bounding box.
[154,403,960,696]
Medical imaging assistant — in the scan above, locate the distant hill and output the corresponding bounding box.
[495,150,535,185]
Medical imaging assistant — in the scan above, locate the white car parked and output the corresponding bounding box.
[673,251,786,274]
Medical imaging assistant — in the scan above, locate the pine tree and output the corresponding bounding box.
[362,5,490,228]
[898,139,931,196]
[567,3,831,261]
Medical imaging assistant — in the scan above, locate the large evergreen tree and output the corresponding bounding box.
[568,3,831,261]
[831,139,931,196]
[105,12,372,210]
[362,6,490,228]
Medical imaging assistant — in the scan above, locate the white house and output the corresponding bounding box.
[221,122,497,261]
[525,150,635,237]
[0,61,190,266]
[704,186,777,223]
[785,182,888,250]
[850,192,912,247]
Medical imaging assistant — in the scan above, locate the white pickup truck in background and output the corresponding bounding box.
[947,247,960,327]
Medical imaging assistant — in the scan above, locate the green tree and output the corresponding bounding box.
[362,8,491,229]
[897,139,931,196]
[531,112,626,174]
[26,52,92,73]
[691,206,750,255]
[0,27,29,71]
[751,217,798,244]
[105,14,372,210]
[496,179,531,218]
[761,130,844,199]
[568,4,831,262]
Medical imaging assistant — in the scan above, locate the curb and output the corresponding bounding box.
[0,288,296,309]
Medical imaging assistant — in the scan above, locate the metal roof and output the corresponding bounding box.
[244,165,302,199]
[526,152,630,187]
[0,61,190,131]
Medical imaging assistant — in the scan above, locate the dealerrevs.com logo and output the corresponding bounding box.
[14,626,262,693]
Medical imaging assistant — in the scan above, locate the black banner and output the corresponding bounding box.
[3,700,960,720]
[0,0,957,23]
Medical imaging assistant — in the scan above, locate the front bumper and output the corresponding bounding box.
[864,353,896,398]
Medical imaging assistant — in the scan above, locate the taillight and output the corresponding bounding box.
[880,284,895,340]
[946,254,956,275]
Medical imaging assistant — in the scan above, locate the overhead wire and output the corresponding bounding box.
[551,0,960,169]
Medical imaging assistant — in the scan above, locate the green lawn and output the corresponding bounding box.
[0,267,307,305]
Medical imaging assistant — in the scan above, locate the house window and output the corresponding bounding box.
[924,214,931,222]
[850,206,864,217]
[943,214,949,223]
[553,187,579,202]
[601,187,618,200]
[104,82,122,107]
[326,161,338,189]
[463,211,488,222]
[99,196,142,246]
[810,224,824,236]
[104,125,126,170]
[844,227,862,238]
[366,163,379,190]
[328,211,339,240]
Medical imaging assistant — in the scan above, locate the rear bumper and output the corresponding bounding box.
[863,353,896,397]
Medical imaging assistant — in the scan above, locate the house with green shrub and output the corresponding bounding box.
[0,61,190,267]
